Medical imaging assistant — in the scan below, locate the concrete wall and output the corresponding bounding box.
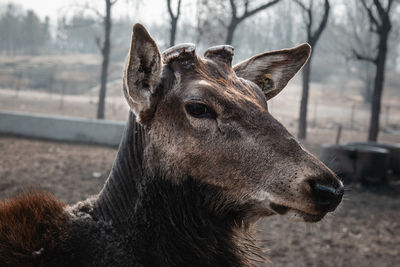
[0,111,125,146]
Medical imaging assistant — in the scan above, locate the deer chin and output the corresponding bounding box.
[268,202,326,223]
[250,191,327,223]
[243,209,276,225]
[243,202,325,225]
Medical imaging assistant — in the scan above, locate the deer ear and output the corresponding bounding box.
[124,23,162,124]
[233,43,311,100]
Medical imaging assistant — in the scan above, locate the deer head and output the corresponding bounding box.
[123,24,343,223]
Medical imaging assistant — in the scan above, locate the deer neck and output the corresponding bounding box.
[130,177,258,266]
[94,111,146,226]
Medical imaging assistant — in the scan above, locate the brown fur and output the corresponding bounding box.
[0,190,68,266]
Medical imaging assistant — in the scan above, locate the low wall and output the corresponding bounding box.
[0,110,125,146]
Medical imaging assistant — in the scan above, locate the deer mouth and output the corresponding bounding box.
[268,202,326,222]
[244,201,325,224]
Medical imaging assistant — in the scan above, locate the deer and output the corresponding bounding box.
[0,23,344,266]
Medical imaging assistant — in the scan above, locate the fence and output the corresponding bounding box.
[0,110,125,146]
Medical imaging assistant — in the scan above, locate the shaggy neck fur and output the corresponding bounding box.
[93,111,264,266]
[95,112,145,226]
[129,177,262,266]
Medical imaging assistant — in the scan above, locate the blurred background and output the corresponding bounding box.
[0,0,399,266]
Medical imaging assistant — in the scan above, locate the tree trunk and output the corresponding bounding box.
[363,65,373,104]
[225,21,237,45]
[294,0,329,140]
[298,56,312,139]
[97,0,112,120]
[169,18,177,46]
[368,33,388,141]
[363,29,374,103]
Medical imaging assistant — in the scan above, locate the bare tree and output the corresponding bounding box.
[167,0,182,46]
[96,0,118,119]
[226,0,281,45]
[195,0,226,46]
[353,0,396,141]
[334,0,375,103]
[349,1,375,104]
[294,0,330,140]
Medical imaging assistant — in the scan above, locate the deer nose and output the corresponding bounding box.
[308,180,344,212]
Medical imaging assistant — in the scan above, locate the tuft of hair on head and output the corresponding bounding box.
[162,43,197,65]
[204,45,234,66]
[0,189,68,267]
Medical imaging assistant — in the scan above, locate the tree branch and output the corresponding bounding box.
[387,0,395,12]
[360,0,380,27]
[307,5,312,35]
[373,0,385,18]
[229,0,237,20]
[311,0,330,42]
[244,0,249,14]
[176,0,182,18]
[294,0,311,34]
[241,0,281,21]
[293,0,308,12]
[72,3,104,18]
[352,48,377,63]
[167,0,175,19]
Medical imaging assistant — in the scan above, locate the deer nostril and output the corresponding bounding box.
[308,180,344,212]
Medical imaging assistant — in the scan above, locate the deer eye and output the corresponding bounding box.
[185,103,216,119]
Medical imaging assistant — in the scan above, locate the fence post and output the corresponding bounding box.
[335,123,342,145]
[312,101,318,128]
[385,105,390,127]
[350,104,355,130]
[59,81,66,111]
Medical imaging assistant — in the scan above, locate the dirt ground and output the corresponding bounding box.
[0,135,399,266]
